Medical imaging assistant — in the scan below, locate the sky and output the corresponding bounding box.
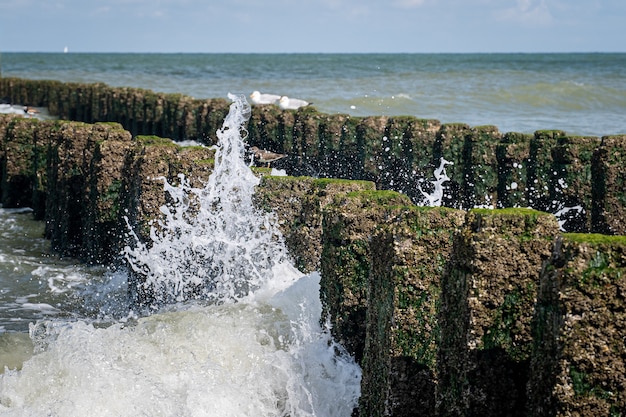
[0,0,625,53]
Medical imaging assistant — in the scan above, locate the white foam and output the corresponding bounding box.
[0,271,360,416]
[0,93,361,416]
[418,157,453,207]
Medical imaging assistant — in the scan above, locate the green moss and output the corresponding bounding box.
[473,125,499,131]
[564,233,626,246]
[343,189,412,207]
[442,122,470,129]
[94,121,125,129]
[534,129,567,138]
[563,234,626,288]
[482,285,535,361]
[570,366,616,402]
[101,180,122,221]
[136,135,178,147]
[195,158,215,166]
[470,207,549,217]
[394,280,440,368]
[313,177,373,189]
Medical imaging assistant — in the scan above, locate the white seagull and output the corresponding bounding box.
[250,91,281,105]
[278,95,310,110]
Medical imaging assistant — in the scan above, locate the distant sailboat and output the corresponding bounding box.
[63,46,69,53]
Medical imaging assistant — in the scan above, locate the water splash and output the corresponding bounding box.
[418,157,453,207]
[123,93,294,308]
[553,205,585,231]
[0,94,361,417]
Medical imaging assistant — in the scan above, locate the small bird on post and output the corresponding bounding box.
[250,146,287,167]
[24,106,40,118]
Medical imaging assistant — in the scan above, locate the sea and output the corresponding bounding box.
[0,53,625,415]
[1,52,626,137]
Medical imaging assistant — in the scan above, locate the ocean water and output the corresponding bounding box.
[2,52,626,136]
[0,95,361,416]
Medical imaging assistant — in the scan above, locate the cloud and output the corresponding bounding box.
[495,0,553,24]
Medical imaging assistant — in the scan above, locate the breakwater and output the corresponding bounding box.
[1,77,625,235]
[1,79,625,416]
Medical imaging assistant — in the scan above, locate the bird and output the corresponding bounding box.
[278,95,310,110]
[249,91,281,105]
[24,106,41,118]
[250,146,287,167]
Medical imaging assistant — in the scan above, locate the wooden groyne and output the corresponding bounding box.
[1,78,625,416]
[1,77,625,235]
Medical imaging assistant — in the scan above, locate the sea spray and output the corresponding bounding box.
[418,157,453,207]
[0,94,361,417]
[123,93,294,308]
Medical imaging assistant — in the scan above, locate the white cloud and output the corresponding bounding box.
[495,0,553,24]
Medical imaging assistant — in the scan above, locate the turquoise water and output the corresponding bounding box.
[2,52,625,136]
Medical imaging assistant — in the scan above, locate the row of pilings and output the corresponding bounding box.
[1,83,625,416]
[1,77,625,234]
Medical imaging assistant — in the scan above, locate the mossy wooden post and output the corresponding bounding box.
[45,80,65,117]
[0,114,23,206]
[203,98,230,145]
[127,136,181,237]
[317,113,355,179]
[550,135,600,232]
[464,126,500,209]
[397,118,441,205]
[360,206,464,417]
[176,96,197,141]
[438,208,560,417]
[433,123,471,209]
[290,107,321,175]
[45,121,110,258]
[527,130,565,213]
[1,117,40,208]
[496,132,532,209]
[109,87,127,129]
[128,89,146,137]
[378,117,412,193]
[83,123,134,264]
[141,91,159,136]
[528,234,626,416]
[89,82,110,123]
[378,117,440,202]
[357,116,388,183]
[248,105,285,153]
[320,190,412,362]
[159,93,178,141]
[254,176,375,273]
[591,135,626,235]
[73,83,91,123]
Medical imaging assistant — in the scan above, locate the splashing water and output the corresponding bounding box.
[418,158,453,207]
[553,204,585,231]
[0,94,361,417]
[123,93,294,308]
